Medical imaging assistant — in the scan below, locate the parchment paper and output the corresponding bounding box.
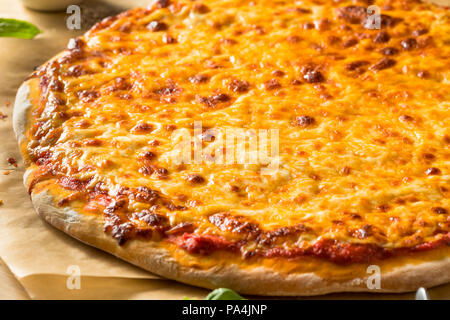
[0,0,448,300]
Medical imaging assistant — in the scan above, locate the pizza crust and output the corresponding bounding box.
[13,81,33,145]
[12,83,450,295]
[26,185,450,296]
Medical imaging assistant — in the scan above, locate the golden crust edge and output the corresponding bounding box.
[28,187,450,296]
[13,80,33,145]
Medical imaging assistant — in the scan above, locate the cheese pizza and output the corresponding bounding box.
[13,0,450,295]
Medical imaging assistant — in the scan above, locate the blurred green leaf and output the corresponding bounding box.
[205,288,246,300]
[0,18,41,39]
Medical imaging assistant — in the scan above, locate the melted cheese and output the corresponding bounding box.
[23,0,449,255]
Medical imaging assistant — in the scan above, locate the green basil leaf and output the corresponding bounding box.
[205,288,246,300]
[0,18,41,39]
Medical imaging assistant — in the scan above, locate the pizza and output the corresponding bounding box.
[13,0,450,296]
